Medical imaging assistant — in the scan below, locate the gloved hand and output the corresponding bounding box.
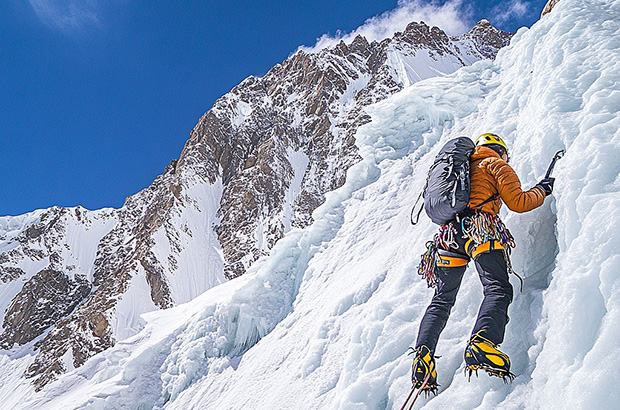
[536,177,555,196]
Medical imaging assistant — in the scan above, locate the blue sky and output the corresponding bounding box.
[0,0,549,216]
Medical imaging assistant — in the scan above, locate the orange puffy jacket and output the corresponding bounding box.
[467,146,545,214]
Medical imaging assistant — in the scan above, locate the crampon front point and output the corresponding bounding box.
[465,362,515,383]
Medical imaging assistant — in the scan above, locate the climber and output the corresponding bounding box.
[411,133,555,393]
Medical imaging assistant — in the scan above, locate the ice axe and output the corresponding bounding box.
[545,149,565,178]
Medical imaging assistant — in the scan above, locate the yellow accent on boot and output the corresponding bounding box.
[470,332,510,369]
[412,345,440,392]
[422,351,437,379]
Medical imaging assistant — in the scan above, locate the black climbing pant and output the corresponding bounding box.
[415,221,513,353]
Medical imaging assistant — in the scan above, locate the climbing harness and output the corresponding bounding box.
[462,211,523,291]
[417,211,524,291]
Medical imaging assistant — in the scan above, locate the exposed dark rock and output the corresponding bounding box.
[0,266,25,283]
[459,20,513,60]
[0,269,90,349]
[542,0,561,17]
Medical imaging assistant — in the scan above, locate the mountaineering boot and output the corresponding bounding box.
[464,331,515,382]
[411,345,439,394]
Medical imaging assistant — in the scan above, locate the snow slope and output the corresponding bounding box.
[16,0,620,408]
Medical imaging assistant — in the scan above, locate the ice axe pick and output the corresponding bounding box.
[545,149,565,179]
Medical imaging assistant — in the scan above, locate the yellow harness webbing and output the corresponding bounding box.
[466,239,505,259]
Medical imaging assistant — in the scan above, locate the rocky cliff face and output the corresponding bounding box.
[195,20,512,279]
[542,0,562,17]
[0,20,511,390]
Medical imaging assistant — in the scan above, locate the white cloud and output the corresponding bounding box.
[299,0,472,53]
[28,0,100,32]
[491,0,534,25]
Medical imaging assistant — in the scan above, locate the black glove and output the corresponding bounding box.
[536,177,555,196]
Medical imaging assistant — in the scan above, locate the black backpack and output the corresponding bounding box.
[412,137,475,226]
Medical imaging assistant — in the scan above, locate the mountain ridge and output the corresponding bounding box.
[0,19,511,390]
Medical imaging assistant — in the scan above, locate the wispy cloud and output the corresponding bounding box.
[299,0,472,53]
[28,0,100,32]
[491,0,535,26]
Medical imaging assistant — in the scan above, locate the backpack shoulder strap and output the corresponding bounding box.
[474,193,499,209]
[410,191,425,225]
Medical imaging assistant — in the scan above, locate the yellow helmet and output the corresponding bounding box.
[475,133,509,154]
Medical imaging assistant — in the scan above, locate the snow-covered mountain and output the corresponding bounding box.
[0,18,511,393]
[5,0,617,407]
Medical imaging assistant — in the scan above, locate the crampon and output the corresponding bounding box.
[414,379,439,397]
[465,362,515,383]
[464,331,514,384]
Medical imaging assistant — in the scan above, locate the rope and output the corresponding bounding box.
[417,239,439,288]
[417,224,457,288]
[461,211,515,250]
